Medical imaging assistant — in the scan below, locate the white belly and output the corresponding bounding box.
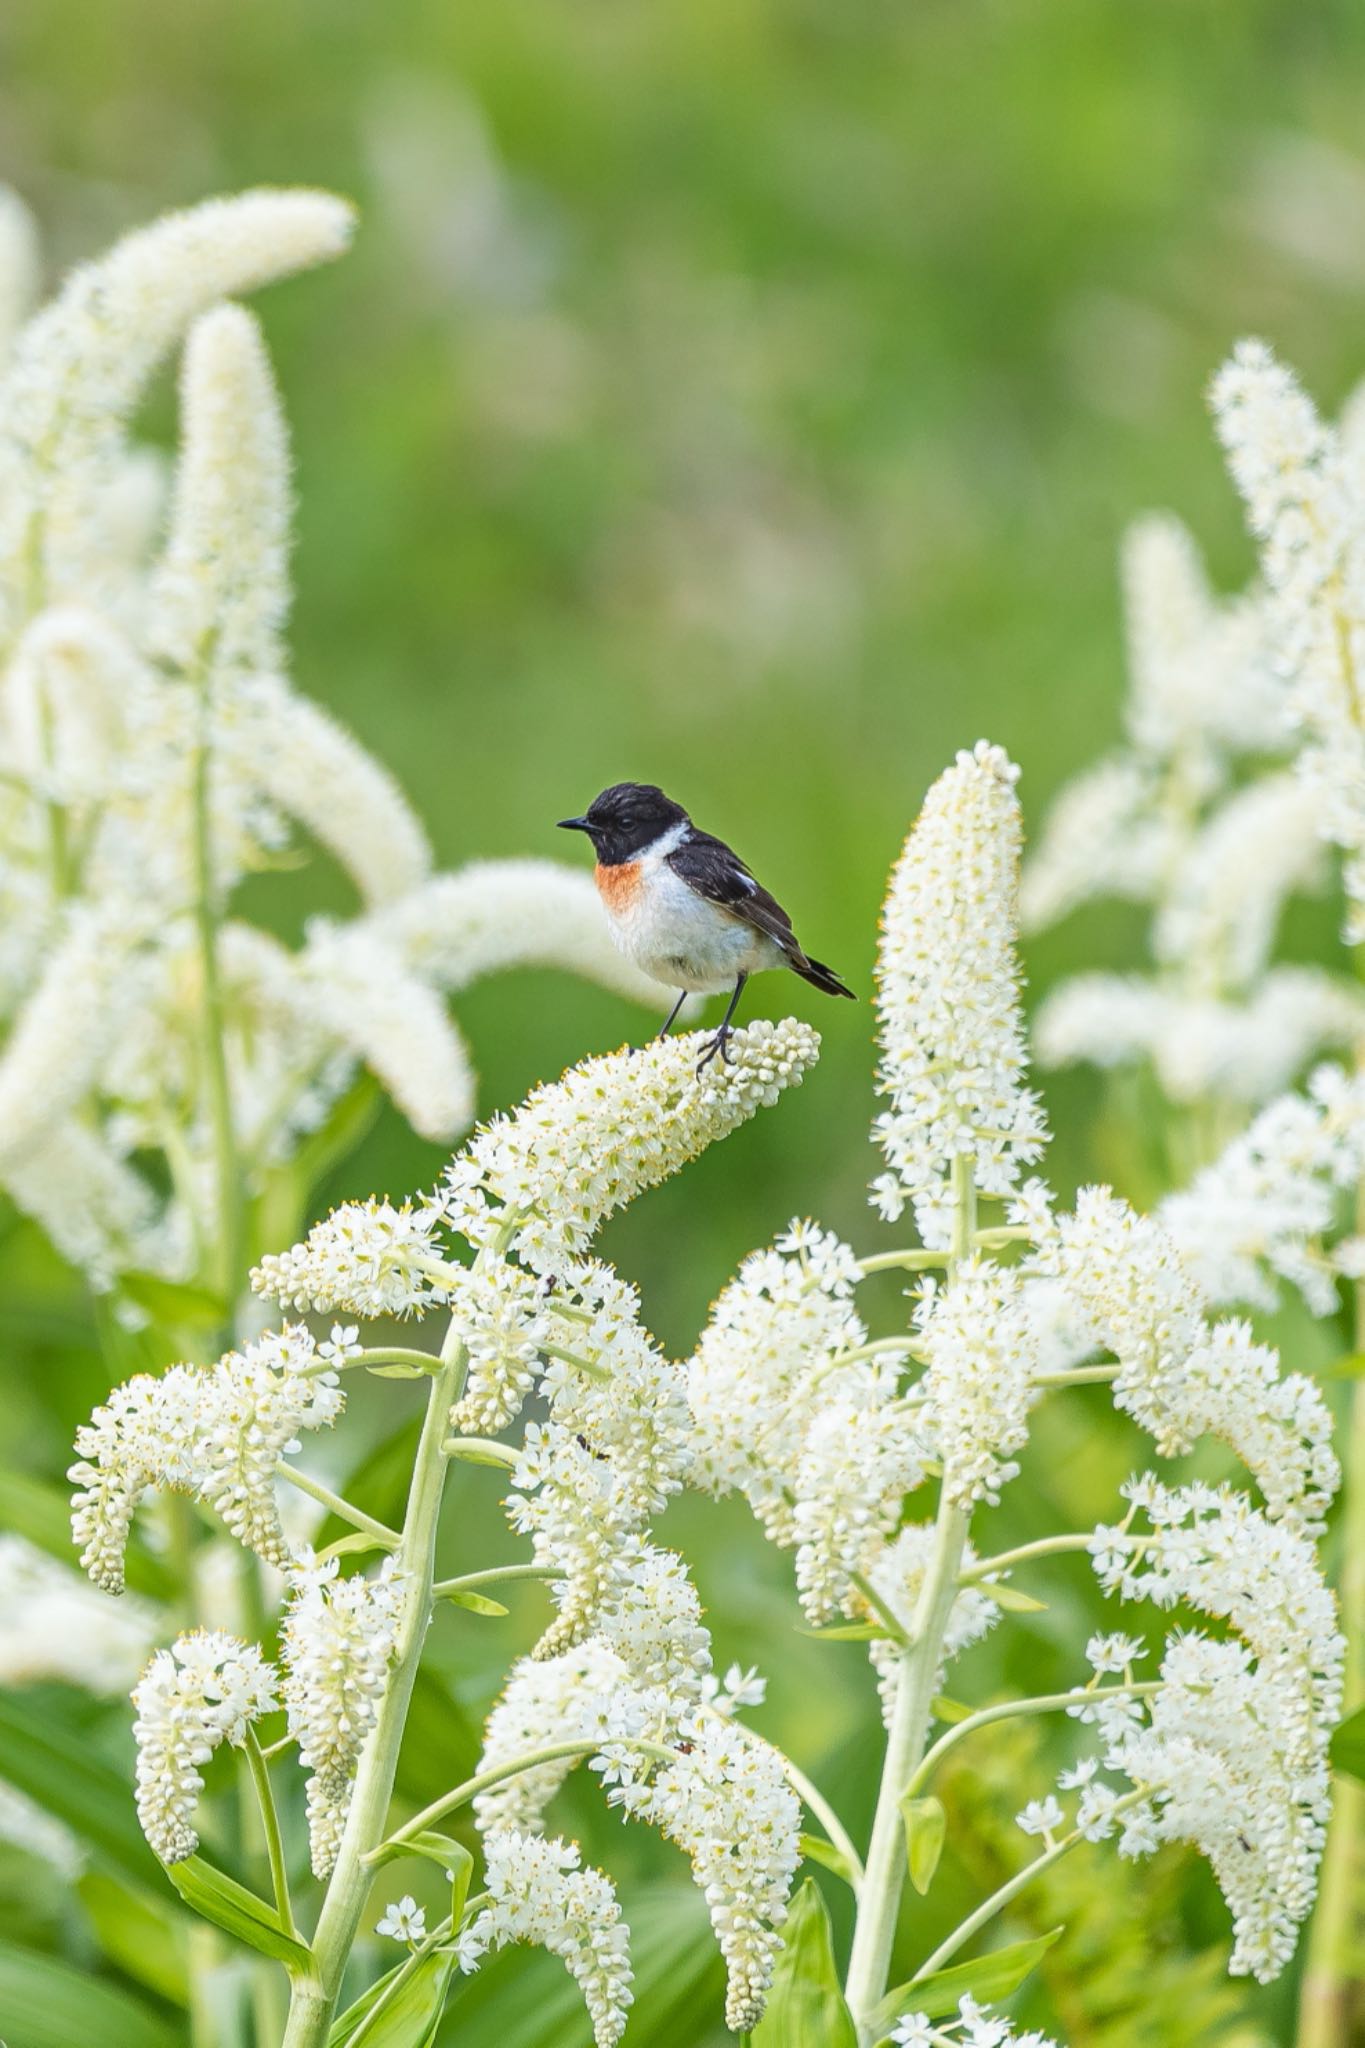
[607,859,784,994]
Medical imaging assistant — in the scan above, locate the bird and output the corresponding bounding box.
[558,781,855,1070]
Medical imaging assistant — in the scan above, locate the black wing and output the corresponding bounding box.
[666,832,801,958]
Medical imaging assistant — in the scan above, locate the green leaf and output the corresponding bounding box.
[795,1621,891,1643]
[901,1794,946,1896]
[329,1948,454,2047]
[366,1362,431,1379]
[979,1582,1048,1615]
[78,1869,190,2004]
[0,1691,163,1887]
[164,1855,313,1969]
[1320,1350,1365,1379]
[751,1878,857,2047]
[442,1588,509,1617]
[1330,1703,1365,1782]
[119,1269,228,1331]
[0,1937,179,2048]
[798,1832,858,1888]
[929,1695,974,1725]
[869,1926,1065,2032]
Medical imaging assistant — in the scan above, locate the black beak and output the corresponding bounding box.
[557,816,591,832]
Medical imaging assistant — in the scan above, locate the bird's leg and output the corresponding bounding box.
[696,974,748,1073]
[657,989,689,1040]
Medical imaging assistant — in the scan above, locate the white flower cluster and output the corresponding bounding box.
[918,1258,1042,1507]
[892,1996,1062,2047]
[441,1020,821,1274]
[503,1268,694,1659]
[1211,338,1365,941]
[280,1555,406,1877]
[635,1716,801,2034]
[474,1564,798,2025]
[1084,1477,1345,1981]
[462,1831,633,2048]
[70,1326,344,1591]
[446,1256,552,1434]
[872,741,1047,1238]
[131,1629,277,1863]
[253,1198,445,1318]
[686,1221,923,1622]
[865,1526,999,1728]
[1022,364,1365,1112]
[1033,967,1363,1110]
[0,188,668,1301]
[1158,1062,1365,1314]
[1034,1187,1338,1529]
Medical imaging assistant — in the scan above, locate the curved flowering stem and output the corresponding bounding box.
[1032,1363,1120,1389]
[902,1684,1163,1803]
[845,1570,911,1647]
[958,1532,1112,1583]
[300,1348,439,1379]
[281,1289,479,2042]
[432,1562,561,1600]
[276,1465,400,1549]
[844,1155,978,2041]
[856,1249,949,1277]
[243,1725,296,1940]
[366,1736,679,1861]
[909,1786,1154,1985]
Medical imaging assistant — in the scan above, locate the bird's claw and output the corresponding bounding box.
[695,1029,733,1075]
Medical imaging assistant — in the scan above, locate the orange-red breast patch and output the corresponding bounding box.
[595,860,643,913]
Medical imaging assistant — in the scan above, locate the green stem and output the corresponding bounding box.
[844,1155,977,2043]
[442,1436,520,1469]
[276,1465,401,1548]
[1032,1364,1119,1389]
[911,1789,1152,1983]
[243,1726,295,1939]
[301,1347,440,1379]
[904,1684,1161,1802]
[368,1736,677,1861]
[540,1342,611,1382]
[958,1532,1111,1583]
[280,1227,516,2048]
[847,1569,911,1646]
[433,1562,560,1599]
[856,1249,950,1276]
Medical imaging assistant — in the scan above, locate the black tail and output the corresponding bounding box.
[792,952,857,1000]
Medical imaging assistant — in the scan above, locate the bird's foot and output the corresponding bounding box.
[695,1027,733,1074]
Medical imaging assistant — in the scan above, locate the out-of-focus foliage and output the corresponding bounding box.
[3,5,1365,2044]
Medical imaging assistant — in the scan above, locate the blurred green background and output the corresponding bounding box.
[2,2,1363,2043]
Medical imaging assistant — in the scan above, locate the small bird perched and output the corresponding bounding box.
[558,781,855,1070]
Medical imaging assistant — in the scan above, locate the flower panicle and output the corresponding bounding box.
[131,1629,277,1864]
[872,739,1047,1239]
